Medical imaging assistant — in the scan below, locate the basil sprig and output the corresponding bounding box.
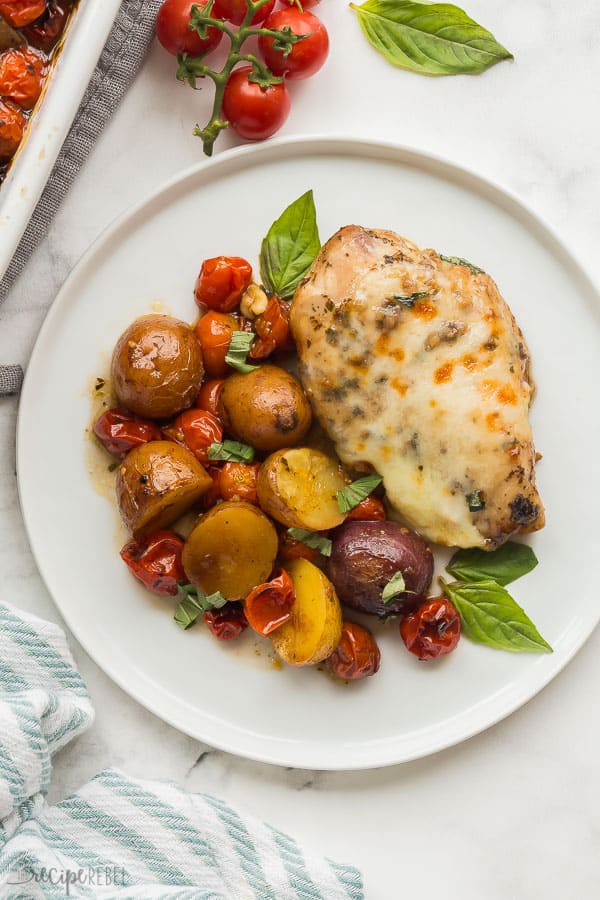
[337,474,383,513]
[208,440,255,463]
[351,0,513,77]
[447,542,538,587]
[381,571,406,604]
[287,527,332,558]
[174,583,228,630]
[225,331,260,374]
[260,190,321,300]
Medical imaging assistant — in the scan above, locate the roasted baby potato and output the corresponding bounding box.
[182,501,278,600]
[116,441,212,538]
[270,558,343,666]
[328,520,434,617]
[112,315,204,420]
[218,365,312,452]
[257,447,347,530]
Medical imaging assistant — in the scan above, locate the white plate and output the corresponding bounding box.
[0,0,122,280]
[17,137,600,770]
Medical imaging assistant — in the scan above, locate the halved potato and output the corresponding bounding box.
[257,447,348,530]
[271,558,343,666]
[182,501,278,600]
[116,441,212,538]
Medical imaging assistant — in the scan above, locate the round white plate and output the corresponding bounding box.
[17,137,600,770]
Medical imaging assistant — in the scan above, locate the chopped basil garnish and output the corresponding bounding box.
[337,474,383,513]
[208,440,255,463]
[439,254,485,275]
[287,527,333,558]
[387,291,430,307]
[466,489,485,512]
[446,542,538,587]
[381,571,406,604]
[225,331,260,374]
[174,583,228,630]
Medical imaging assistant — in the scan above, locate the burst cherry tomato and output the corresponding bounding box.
[400,597,461,660]
[120,531,186,597]
[249,297,291,359]
[259,9,328,80]
[162,408,222,464]
[328,622,381,680]
[0,98,26,160]
[277,528,321,563]
[156,0,223,56]
[222,66,290,141]
[204,602,248,640]
[0,0,46,27]
[345,495,386,522]
[194,256,252,313]
[201,465,223,510]
[218,462,260,503]
[244,568,295,635]
[196,378,225,418]
[93,408,162,458]
[213,0,274,26]
[0,47,47,110]
[195,311,238,376]
[23,1,70,53]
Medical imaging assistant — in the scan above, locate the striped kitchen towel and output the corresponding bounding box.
[0,603,364,899]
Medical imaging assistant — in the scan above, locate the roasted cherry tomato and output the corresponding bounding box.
[196,378,225,418]
[400,597,461,660]
[249,297,291,359]
[156,0,223,56]
[120,531,186,597]
[201,465,223,510]
[244,568,295,636]
[259,9,329,80]
[203,601,248,640]
[0,47,47,110]
[277,528,321,563]
[195,311,238,377]
[23,1,70,53]
[0,0,46,27]
[0,98,25,160]
[222,66,290,141]
[328,621,381,680]
[212,0,274,26]
[194,256,252,313]
[93,408,162,458]
[162,408,223,464]
[345,495,386,522]
[218,462,260,504]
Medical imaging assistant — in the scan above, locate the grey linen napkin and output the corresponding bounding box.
[0,0,161,397]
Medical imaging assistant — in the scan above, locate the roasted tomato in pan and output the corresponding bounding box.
[200,464,223,511]
[218,461,260,504]
[0,0,47,28]
[196,378,225,419]
[194,256,252,313]
[203,602,248,640]
[23,1,70,53]
[277,528,322,564]
[244,568,295,636]
[249,297,291,359]
[120,530,186,597]
[162,408,223,465]
[0,46,47,110]
[93,408,162,458]
[400,597,461,660]
[0,97,25,159]
[345,495,386,522]
[328,621,381,680]
[195,311,238,377]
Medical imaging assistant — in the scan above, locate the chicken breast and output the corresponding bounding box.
[291,225,544,549]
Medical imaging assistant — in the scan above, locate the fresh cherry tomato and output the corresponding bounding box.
[156,0,223,56]
[0,98,26,160]
[0,47,47,110]
[93,408,162,458]
[195,310,238,376]
[249,297,291,359]
[279,0,321,7]
[328,621,381,680]
[162,408,222,464]
[0,0,46,27]
[194,256,252,313]
[345,495,386,522]
[222,66,290,141]
[218,462,260,504]
[400,596,461,660]
[23,1,70,53]
[196,378,225,418]
[201,465,223,510]
[259,9,328,80]
[244,568,295,636]
[212,0,274,26]
[204,602,248,640]
[277,528,321,563]
[120,531,186,597]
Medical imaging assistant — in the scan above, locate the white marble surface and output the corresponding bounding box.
[1,2,600,896]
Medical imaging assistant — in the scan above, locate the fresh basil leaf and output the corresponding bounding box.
[439,254,485,274]
[174,584,228,629]
[260,190,321,299]
[174,596,202,630]
[287,527,333,558]
[447,542,538,587]
[440,578,552,653]
[225,330,260,374]
[381,571,406,604]
[351,0,513,76]
[202,591,229,611]
[337,474,383,514]
[208,440,255,463]
[387,291,430,307]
